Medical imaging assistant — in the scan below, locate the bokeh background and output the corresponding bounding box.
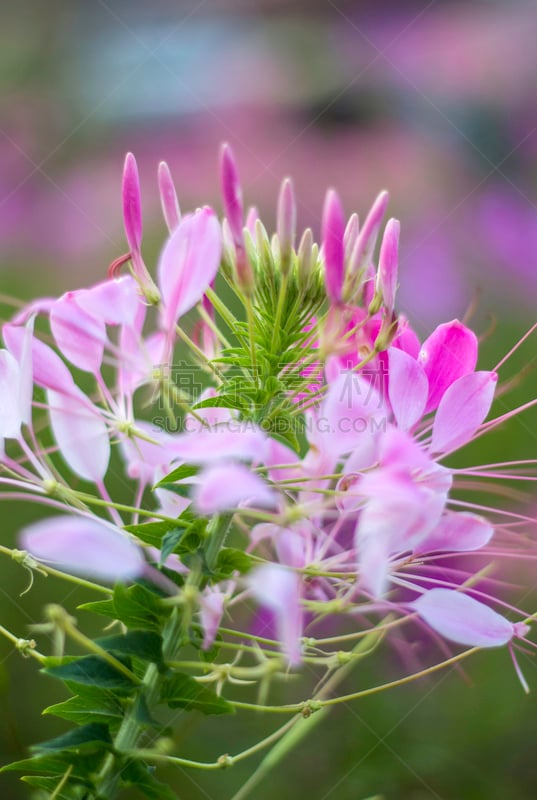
[1,1,537,798]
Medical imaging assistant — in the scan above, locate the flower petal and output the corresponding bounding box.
[431,371,497,454]
[388,347,428,430]
[416,512,493,554]
[158,208,222,331]
[412,588,517,648]
[322,189,345,304]
[50,293,106,373]
[250,564,303,665]
[419,320,478,413]
[48,387,110,482]
[193,462,275,515]
[21,515,144,582]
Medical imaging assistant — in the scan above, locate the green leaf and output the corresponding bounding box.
[113,583,168,631]
[213,547,255,578]
[44,687,124,726]
[161,673,235,715]
[21,775,90,799]
[155,463,199,486]
[77,599,116,619]
[1,752,102,777]
[30,723,112,754]
[121,761,177,800]
[159,528,186,564]
[132,694,165,732]
[95,630,163,664]
[44,655,137,693]
[124,519,186,548]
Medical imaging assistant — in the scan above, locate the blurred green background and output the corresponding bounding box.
[1,1,537,798]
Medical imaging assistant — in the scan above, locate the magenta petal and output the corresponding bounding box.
[158,208,222,330]
[193,462,275,514]
[431,371,497,454]
[376,218,399,312]
[50,294,106,373]
[322,189,345,304]
[158,161,181,233]
[48,387,110,482]
[412,588,517,648]
[122,152,143,254]
[419,320,478,413]
[349,189,389,273]
[388,347,428,430]
[250,564,303,665]
[20,515,144,582]
[416,511,493,554]
[220,143,244,246]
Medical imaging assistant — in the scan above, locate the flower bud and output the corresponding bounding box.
[158,161,181,233]
[277,177,297,275]
[321,189,345,305]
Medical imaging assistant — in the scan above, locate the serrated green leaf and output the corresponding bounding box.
[161,673,235,715]
[95,630,163,664]
[30,723,112,754]
[113,583,167,631]
[44,655,136,693]
[44,692,123,726]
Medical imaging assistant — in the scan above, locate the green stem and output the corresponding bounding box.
[93,609,184,798]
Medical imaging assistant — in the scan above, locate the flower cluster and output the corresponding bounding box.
[1,143,537,796]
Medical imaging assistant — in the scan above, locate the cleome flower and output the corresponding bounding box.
[2,143,537,696]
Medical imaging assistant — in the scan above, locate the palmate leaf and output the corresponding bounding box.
[161,672,235,715]
[0,751,103,777]
[77,598,116,618]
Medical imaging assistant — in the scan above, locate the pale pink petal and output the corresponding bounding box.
[318,371,386,461]
[193,462,275,515]
[50,294,106,373]
[21,515,144,582]
[200,591,226,650]
[0,350,23,438]
[4,324,75,395]
[168,423,267,465]
[17,316,34,427]
[388,347,428,430]
[322,189,345,304]
[418,320,478,413]
[48,387,110,482]
[158,208,222,331]
[412,588,518,648]
[416,512,493,554]
[250,564,303,665]
[357,531,391,599]
[431,371,497,454]
[343,212,360,264]
[75,276,140,327]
